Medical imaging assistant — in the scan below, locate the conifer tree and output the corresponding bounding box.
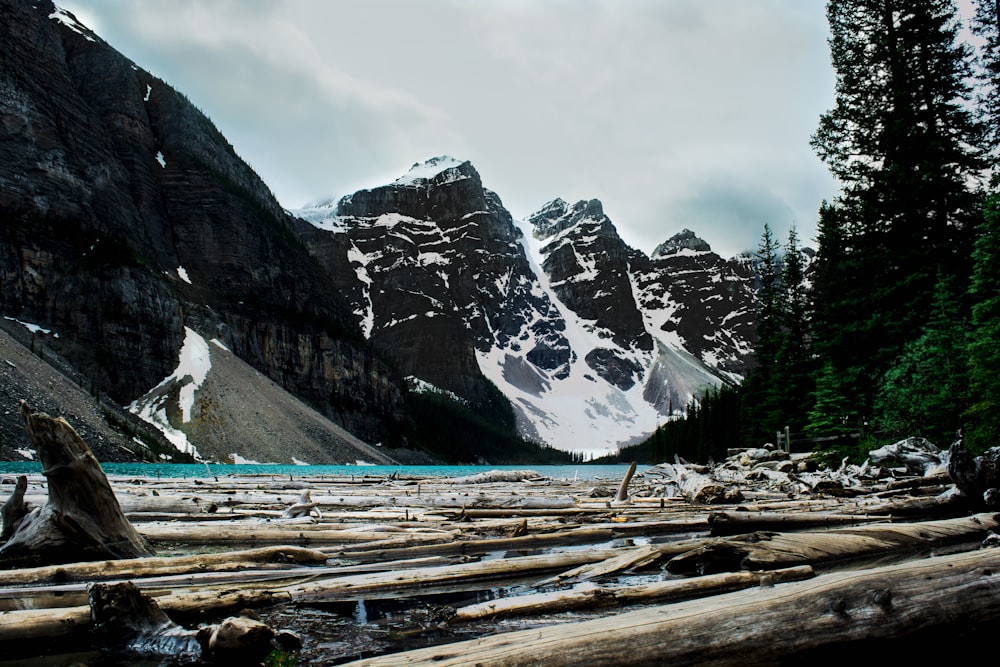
[774,227,814,432]
[875,270,969,443]
[808,0,984,441]
[966,196,1000,451]
[742,224,783,444]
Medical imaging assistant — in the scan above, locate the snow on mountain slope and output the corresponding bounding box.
[128,328,399,464]
[292,157,756,456]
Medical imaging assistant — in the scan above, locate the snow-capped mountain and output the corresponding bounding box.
[294,158,757,456]
[0,2,760,463]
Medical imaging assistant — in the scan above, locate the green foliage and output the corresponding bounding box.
[742,225,816,445]
[263,649,298,667]
[875,271,969,443]
[966,194,1000,452]
[806,0,985,456]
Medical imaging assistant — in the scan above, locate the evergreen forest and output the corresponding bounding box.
[606,0,1000,466]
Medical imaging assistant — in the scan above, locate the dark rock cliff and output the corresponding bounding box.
[0,0,409,452]
[296,158,571,403]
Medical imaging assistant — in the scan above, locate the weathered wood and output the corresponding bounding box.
[0,475,29,541]
[0,403,153,568]
[454,565,815,621]
[346,548,1000,666]
[0,545,329,586]
[667,513,999,574]
[613,461,637,504]
[647,462,743,504]
[948,438,1000,508]
[535,544,666,587]
[707,511,886,536]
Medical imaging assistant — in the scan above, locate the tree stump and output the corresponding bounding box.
[0,401,154,568]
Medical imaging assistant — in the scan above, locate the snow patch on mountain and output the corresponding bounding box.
[395,156,469,186]
[128,327,212,458]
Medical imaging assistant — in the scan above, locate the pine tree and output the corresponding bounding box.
[742,224,783,444]
[773,227,814,432]
[966,195,1000,451]
[808,0,985,441]
[875,270,969,443]
[972,0,1000,160]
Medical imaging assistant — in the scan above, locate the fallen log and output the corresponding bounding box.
[0,544,329,586]
[0,402,153,568]
[707,511,886,536]
[667,513,999,575]
[0,548,624,641]
[453,565,815,622]
[345,547,1000,666]
[647,462,743,504]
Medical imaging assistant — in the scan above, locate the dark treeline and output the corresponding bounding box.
[608,0,1000,465]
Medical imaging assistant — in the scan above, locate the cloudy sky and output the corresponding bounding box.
[60,0,842,258]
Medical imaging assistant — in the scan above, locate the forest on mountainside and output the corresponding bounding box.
[608,0,1000,466]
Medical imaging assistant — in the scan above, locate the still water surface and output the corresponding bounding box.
[0,462,643,480]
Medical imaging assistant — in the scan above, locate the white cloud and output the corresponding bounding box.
[59,0,839,257]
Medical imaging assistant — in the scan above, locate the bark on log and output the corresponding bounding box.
[0,403,153,568]
[345,547,1000,666]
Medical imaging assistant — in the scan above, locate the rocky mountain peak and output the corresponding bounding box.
[392,155,472,186]
[652,229,713,257]
[529,198,609,241]
[335,156,493,228]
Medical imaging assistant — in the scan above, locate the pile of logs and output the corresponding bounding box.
[1,404,999,665]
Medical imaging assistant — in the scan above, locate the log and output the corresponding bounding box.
[442,470,544,484]
[0,475,29,541]
[345,547,1000,666]
[667,513,999,575]
[647,462,743,504]
[453,565,815,622]
[0,545,329,586]
[707,511,885,536]
[948,438,1000,508]
[612,461,637,504]
[0,402,153,568]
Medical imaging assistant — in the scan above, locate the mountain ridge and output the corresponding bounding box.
[1,4,767,461]
[294,156,761,455]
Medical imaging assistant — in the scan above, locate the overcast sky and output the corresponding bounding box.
[60,0,842,258]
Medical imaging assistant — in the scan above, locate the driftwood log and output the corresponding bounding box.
[0,402,153,568]
[347,547,1000,666]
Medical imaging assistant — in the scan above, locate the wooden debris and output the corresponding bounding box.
[948,437,1000,508]
[453,566,815,622]
[0,402,153,568]
[350,548,1000,666]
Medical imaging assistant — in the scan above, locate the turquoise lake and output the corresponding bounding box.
[0,462,644,481]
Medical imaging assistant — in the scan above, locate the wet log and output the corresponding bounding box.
[90,581,298,663]
[453,565,815,622]
[0,402,153,568]
[348,547,1000,666]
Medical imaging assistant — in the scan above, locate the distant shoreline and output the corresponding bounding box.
[0,461,646,481]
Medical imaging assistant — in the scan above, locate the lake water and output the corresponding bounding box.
[0,462,644,481]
